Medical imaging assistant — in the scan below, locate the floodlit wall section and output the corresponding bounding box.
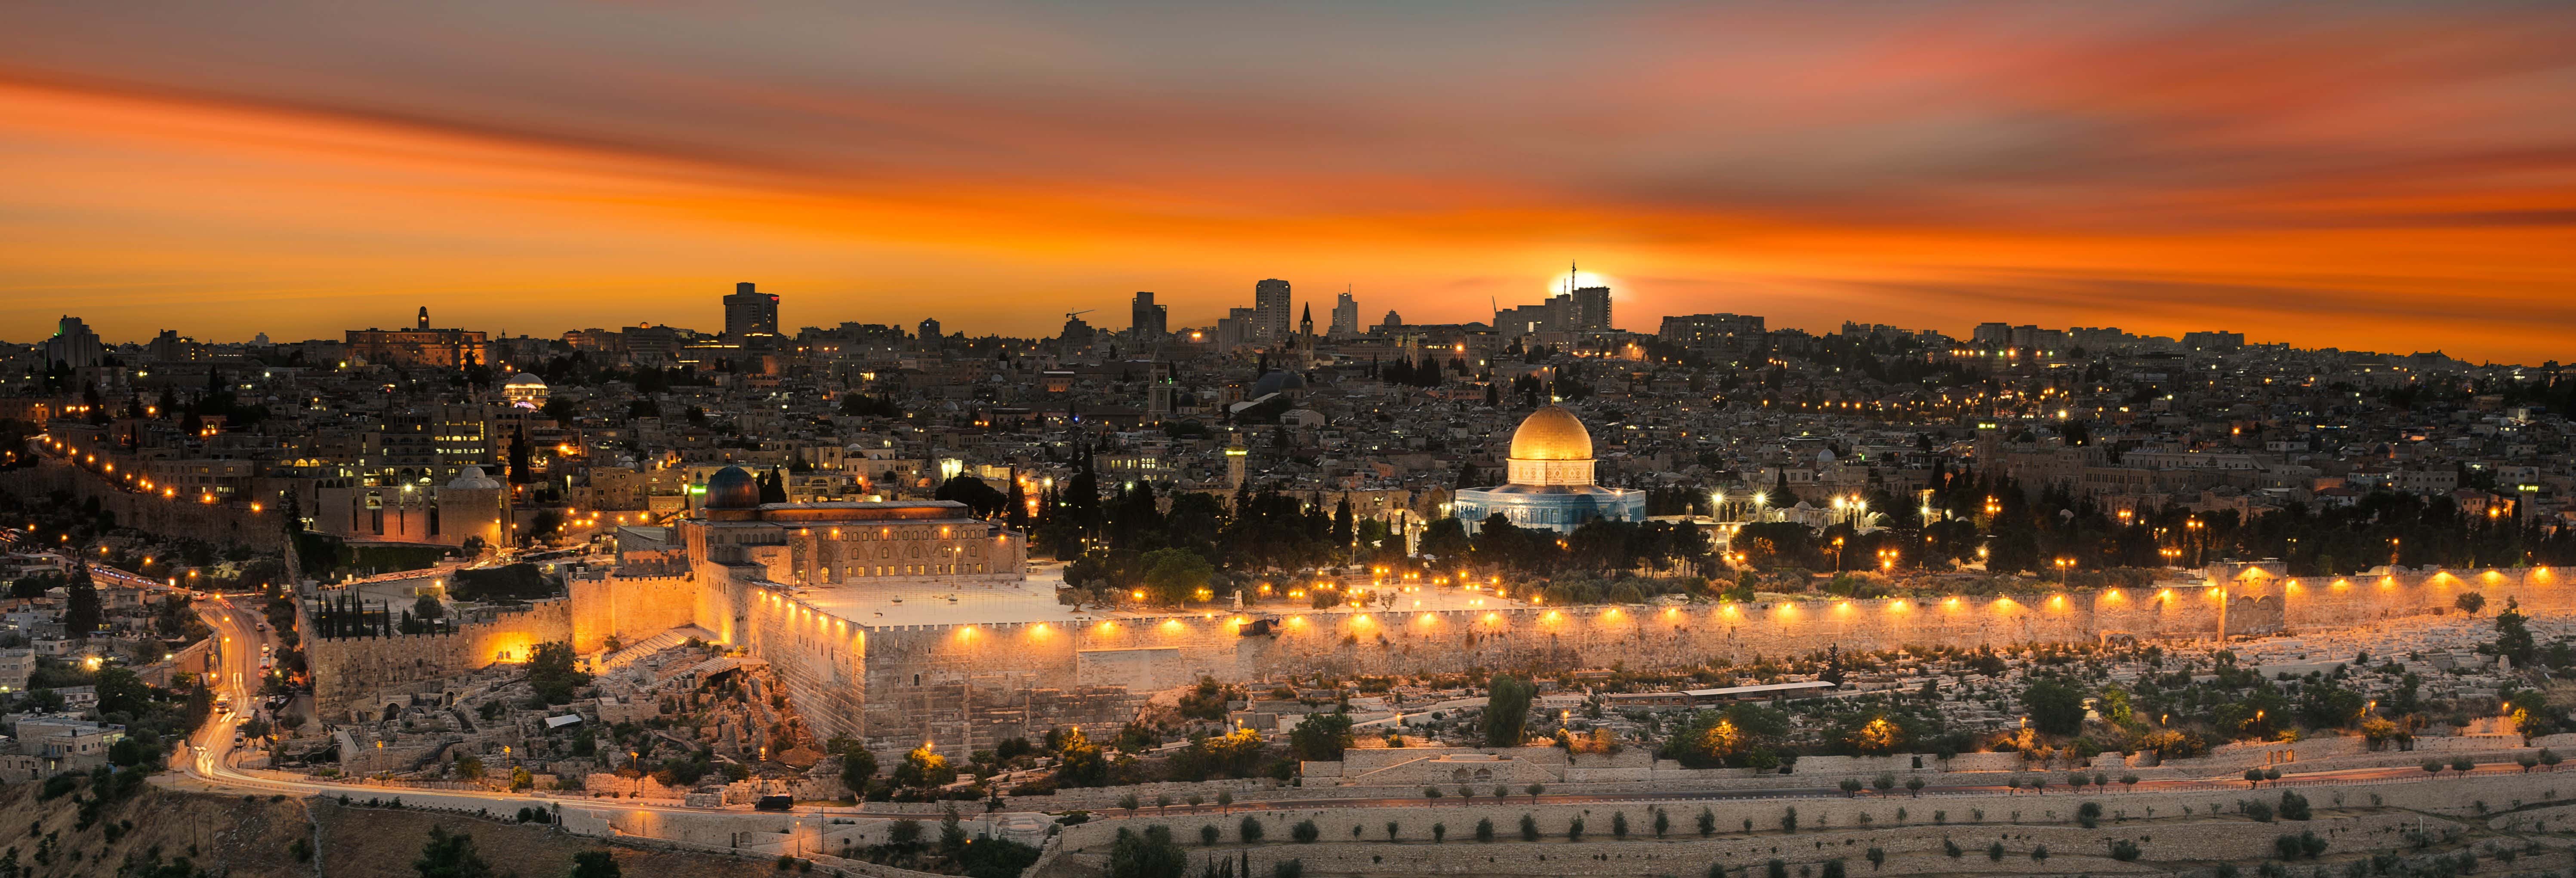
[845,566,2567,752]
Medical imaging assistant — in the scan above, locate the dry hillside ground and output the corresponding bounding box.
[0,778,798,878]
[0,780,310,878]
[309,799,784,878]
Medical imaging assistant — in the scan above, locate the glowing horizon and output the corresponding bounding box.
[2,2,2573,362]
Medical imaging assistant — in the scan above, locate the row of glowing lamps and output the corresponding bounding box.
[43,438,244,508]
[43,436,665,529]
[755,573,2559,649]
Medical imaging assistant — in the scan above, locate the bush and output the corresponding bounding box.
[1698,807,1716,837]
[1566,816,1584,841]
[1943,838,1963,859]
[1520,814,1540,841]
[1475,817,1494,842]
[1106,826,1185,878]
[1986,841,2005,862]
[955,837,1041,878]
[2244,799,2275,823]
[2077,801,2102,828]
[1239,817,1264,842]
[2275,831,2327,859]
[2278,790,2311,821]
[2110,839,2142,862]
[1291,820,1319,843]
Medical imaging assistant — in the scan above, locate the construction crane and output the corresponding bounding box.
[1064,309,1094,321]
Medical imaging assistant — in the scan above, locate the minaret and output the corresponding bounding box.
[417,306,430,330]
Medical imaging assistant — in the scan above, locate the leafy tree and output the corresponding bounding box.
[63,568,102,639]
[2494,598,2537,667]
[2456,592,2487,616]
[1418,518,1470,561]
[526,642,590,704]
[2019,677,2086,735]
[567,850,620,878]
[829,738,878,795]
[1483,676,1535,746]
[893,743,955,789]
[1138,548,1216,605]
[413,827,494,878]
[94,667,152,716]
[1288,712,1355,761]
[2278,790,2311,820]
[1106,825,1186,878]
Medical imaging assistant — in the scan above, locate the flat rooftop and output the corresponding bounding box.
[774,564,1539,629]
[785,565,1090,628]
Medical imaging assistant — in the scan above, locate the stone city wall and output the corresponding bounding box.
[305,598,574,721]
[0,460,286,551]
[842,566,2568,755]
[567,571,698,655]
[740,585,869,742]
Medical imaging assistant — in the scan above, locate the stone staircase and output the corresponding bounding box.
[595,625,715,671]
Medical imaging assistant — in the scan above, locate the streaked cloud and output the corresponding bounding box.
[1,1,2571,361]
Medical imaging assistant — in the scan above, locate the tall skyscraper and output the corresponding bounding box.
[1330,289,1360,338]
[40,316,104,369]
[723,282,780,339]
[1568,284,1612,332]
[1253,278,1292,341]
[1131,291,1167,338]
[1494,264,1613,335]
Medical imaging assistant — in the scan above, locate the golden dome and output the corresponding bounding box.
[1509,405,1594,460]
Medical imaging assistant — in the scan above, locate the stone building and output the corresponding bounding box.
[1451,405,1647,534]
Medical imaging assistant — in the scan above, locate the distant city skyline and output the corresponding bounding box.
[4,3,2573,361]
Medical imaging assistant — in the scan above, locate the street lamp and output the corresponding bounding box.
[2055,557,2074,587]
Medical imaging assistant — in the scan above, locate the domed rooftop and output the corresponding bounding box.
[503,373,546,387]
[1508,405,1593,461]
[704,465,760,509]
[1250,370,1306,397]
[445,465,503,491]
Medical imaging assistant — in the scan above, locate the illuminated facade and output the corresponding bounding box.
[1451,405,1646,534]
[678,466,1026,588]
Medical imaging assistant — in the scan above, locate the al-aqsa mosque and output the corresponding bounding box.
[1451,405,1647,533]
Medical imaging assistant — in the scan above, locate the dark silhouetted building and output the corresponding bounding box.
[1131,292,1167,338]
[724,282,780,340]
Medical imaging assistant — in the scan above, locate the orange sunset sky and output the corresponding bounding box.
[3,2,2573,362]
